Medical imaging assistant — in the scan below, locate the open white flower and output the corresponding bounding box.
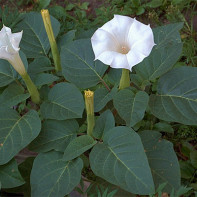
[0,25,40,103]
[91,15,155,71]
[0,25,25,75]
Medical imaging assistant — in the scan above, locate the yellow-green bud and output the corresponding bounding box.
[41,9,61,72]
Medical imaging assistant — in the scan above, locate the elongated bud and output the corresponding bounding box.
[41,9,61,72]
[84,90,95,137]
[119,68,130,90]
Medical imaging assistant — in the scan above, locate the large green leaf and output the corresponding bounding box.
[153,23,183,49]
[0,59,15,87]
[132,23,183,86]
[40,82,84,120]
[0,159,25,188]
[31,151,83,197]
[90,126,155,195]
[94,87,117,112]
[113,89,149,127]
[93,110,115,139]
[28,57,54,74]
[33,73,59,87]
[58,30,76,50]
[17,157,35,197]
[139,130,181,192]
[61,39,108,88]
[63,135,96,161]
[149,66,197,125]
[0,109,41,165]
[0,83,29,108]
[15,12,60,58]
[29,119,78,152]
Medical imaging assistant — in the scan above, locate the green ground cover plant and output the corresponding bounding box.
[0,0,196,196]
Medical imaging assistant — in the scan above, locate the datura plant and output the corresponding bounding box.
[0,10,196,197]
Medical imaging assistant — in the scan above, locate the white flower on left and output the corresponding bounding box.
[0,25,26,75]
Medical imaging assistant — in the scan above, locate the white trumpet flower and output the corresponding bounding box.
[0,25,25,75]
[91,15,155,71]
[0,25,40,104]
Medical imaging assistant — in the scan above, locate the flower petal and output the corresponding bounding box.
[129,23,155,56]
[91,28,119,59]
[96,51,130,70]
[100,15,134,47]
[132,35,155,57]
[0,46,12,60]
[126,50,146,71]
[3,25,12,35]
[10,31,23,49]
[127,19,154,50]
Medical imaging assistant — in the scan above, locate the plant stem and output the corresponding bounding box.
[119,68,130,90]
[87,114,95,137]
[21,73,40,104]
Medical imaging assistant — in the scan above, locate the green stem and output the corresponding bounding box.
[21,73,40,104]
[87,114,95,137]
[119,69,130,90]
[51,41,61,72]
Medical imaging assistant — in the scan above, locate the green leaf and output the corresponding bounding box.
[175,186,193,197]
[153,23,183,49]
[93,110,115,139]
[33,73,59,86]
[133,23,183,83]
[41,82,84,120]
[0,83,29,108]
[107,68,121,85]
[31,151,83,197]
[90,126,155,195]
[0,159,25,188]
[29,119,78,152]
[94,87,117,112]
[63,135,96,161]
[0,109,41,165]
[113,90,149,127]
[38,0,51,9]
[58,30,76,49]
[136,7,145,15]
[146,0,163,8]
[190,150,197,169]
[15,12,60,58]
[172,0,185,5]
[149,66,197,125]
[153,122,174,133]
[49,5,67,19]
[139,131,181,192]
[18,157,35,197]
[132,0,140,7]
[180,161,195,179]
[0,59,15,87]
[28,57,53,74]
[61,39,108,88]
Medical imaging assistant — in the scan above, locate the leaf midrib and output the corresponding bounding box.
[108,146,149,191]
[64,47,103,81]
[158,94,197,102]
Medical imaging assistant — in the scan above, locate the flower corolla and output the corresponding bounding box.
[0,25,25,75]
[91,15,155,71]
